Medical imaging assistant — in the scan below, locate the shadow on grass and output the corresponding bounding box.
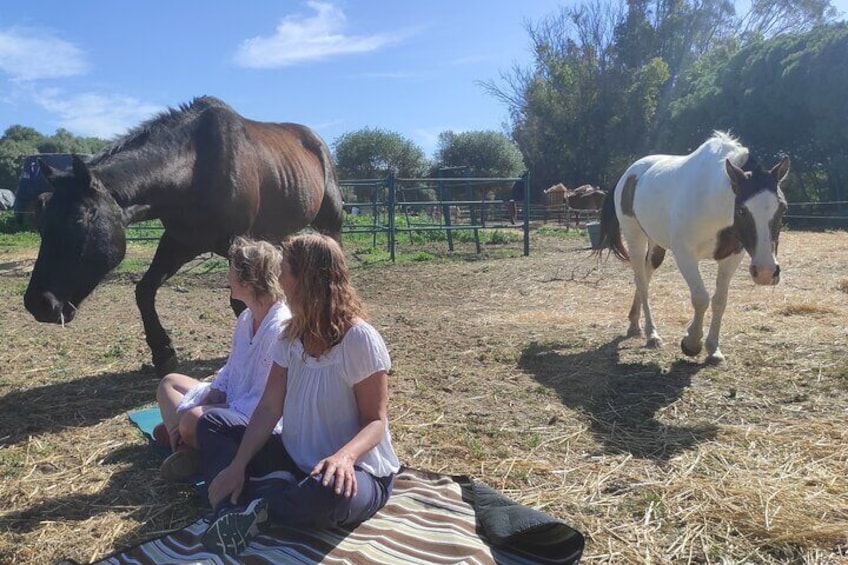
[0,356,227,448]
[519,337,715,460]
[1,443,203,545]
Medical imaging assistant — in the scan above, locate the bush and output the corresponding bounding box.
[0,211,33,234]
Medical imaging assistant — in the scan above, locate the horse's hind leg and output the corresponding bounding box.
[623,229,663,348]
[704,252,744,364]
[627,244,666,338]
[311,181,344,243]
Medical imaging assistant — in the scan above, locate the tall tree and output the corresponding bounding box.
[738,0,840,37]
[485,0,840,192]
[434,130,525,178]
[668,23,848,202]
[332,128,428,180]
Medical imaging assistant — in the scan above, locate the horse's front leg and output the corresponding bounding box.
[704,252,744,365]
[674,252,709,357]
[136,233,200,376]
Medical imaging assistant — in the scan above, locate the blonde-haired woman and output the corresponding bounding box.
[156,237,291,481]
[196,233,399,557]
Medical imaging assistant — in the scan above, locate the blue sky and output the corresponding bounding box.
[1,1,846,158]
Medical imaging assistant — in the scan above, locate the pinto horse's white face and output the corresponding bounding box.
[725,156,790,286]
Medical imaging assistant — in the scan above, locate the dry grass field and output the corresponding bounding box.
[0,229,846,564]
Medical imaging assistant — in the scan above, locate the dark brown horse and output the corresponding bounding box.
[567,184,606,211]
[24,96,343,375]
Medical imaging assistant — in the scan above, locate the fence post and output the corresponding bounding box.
[387,174,396,263]
[439,177,454,253]
[523,171,531,256]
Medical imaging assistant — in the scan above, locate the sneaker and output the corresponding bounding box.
[201,498,269,556]
[152,423,171,449]
[159,448,200,483]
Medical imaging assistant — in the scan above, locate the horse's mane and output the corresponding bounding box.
[704,130,749,167]
[90,96,235,165]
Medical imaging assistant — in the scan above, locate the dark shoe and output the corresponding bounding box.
[159,448,199,483]
[201,498,269,556]
[152,423,170,448]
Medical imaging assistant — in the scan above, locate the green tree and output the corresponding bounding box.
[434,130,525,178]
[332,128,428,180]
[485,0,840,194]
[668,23,848,202]
[0,127,44,190]
[0,126,107,192]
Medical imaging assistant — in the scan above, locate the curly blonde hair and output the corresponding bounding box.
[281,233,366,348]
[229,236,284,303]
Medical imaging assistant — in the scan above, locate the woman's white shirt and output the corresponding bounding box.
[178,301,291,424]
[271,320,400,477]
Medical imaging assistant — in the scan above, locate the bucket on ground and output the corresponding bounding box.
[586,221,602,249]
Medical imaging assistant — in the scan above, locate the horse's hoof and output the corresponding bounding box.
[705,352,725,366]
[680,338,703,357]
[626,326,643,338]
[646,336,664,349]
[153,352,178,377]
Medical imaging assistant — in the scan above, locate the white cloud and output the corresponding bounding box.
[0,27,89,81]
[234,1,402,68]
[33,89,163,138]
[353,70,427,80]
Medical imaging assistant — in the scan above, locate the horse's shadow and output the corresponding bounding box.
[519,337,715,460]
[0,356,227,448]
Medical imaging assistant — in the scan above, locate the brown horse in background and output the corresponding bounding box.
[544,183,605,225]
[567,184,606,211]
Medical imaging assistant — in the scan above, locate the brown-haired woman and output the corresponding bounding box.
[155,237,290,482]
[196,233,399,556]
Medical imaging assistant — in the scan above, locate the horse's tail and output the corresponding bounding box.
[594,179,629,262]
[309,130,344,243]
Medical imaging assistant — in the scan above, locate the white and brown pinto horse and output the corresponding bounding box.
[597,131,790,364]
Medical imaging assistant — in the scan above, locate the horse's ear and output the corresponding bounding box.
[725,159,748,194]
[771,156,790,183]
[71,155,93,187]
[122,204,152,226]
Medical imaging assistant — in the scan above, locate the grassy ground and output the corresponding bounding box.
[0,226,846,564]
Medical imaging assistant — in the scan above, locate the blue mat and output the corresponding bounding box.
[127,406,206,494]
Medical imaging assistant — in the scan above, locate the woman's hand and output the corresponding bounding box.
[208,463,246,508]
[312,451,357,498]
[205,388,226,406]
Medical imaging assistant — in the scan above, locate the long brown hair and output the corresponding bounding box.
[281,234,366,348]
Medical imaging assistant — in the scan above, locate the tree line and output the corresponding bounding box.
[484,0,846,203]
[2,1,845,206]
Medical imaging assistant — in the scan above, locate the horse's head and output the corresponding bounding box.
[24,156,137,324]
[725,155,790,286]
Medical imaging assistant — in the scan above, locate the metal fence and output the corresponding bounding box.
[785,201,848,229]
[340,174,531,261]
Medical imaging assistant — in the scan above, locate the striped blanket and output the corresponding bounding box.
[74,468,583,564]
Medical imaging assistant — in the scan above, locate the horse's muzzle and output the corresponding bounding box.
[750,264,780,286]
[24,290,77,324]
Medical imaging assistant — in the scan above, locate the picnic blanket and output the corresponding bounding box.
[65,408,585,564]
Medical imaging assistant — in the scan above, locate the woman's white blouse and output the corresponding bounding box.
[188,301,290,419]
[271,320,400,477]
